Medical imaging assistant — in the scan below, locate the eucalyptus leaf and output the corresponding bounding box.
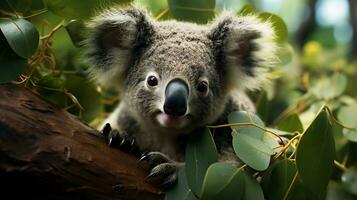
[0,33,27,83]
[277,113,304,133]
[229,111,278,171]
[168,0,215,23]
[65,20,86,47]
[311,73,347,100]
[261,159,297,200]
[185,127,218,196]
[0,18,39,58]
[200,162,264,200]
[342,129,357,142]
[165,168,198,200]
[338,104,357,129]
[296,108,335,199]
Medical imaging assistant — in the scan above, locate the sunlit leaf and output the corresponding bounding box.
[168,0,215,23]
[165,168,198,200]
[296,108,335,199]
[261,159,297,200]
[338,104,357,129]
[337,104,357,142]
[229,111,278,171]
[185,127,218,196]
[311,73,347,100]
[0,18,39,58]
[342,129,357,142]
[200,162,264,200]
[258,12,288,43]
[237,4,255,16]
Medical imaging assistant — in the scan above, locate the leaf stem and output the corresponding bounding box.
[273,134,301,160]
[207,122,285,145]
[155,8,169,20]
[334,160,347,171]
[283,171,298,200]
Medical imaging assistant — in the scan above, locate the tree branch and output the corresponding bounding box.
[0,83,164,200]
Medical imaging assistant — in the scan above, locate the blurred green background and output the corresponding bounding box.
[1,0,357,199]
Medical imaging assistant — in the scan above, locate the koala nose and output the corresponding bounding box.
[164,79,189,116]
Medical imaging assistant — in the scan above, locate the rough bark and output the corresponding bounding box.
[0,83,164,200]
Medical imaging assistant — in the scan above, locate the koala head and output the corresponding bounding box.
[85,7,277,133]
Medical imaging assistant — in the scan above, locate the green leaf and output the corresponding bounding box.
[0,18,39,58]
[311,73,347,100]
[185,127,218,196]
[277,114,304,133]
[229,111,278,171]
[342,129,357,142]
[45,0,132,20]
[337,104,357,142]
[261,159,297,200]
[232,131,273,171]
[168,0,216,23]
[296,108,335,199]
[165,168,198,200]
[136,0,172,19]
[200,162,264,200]
[65,20,86,47]
[0,32,27,83]
[38,75,65,89]
[341,168,357,196]
[237,4,255,16]
[338,104,357,129]
[258,12,288,43]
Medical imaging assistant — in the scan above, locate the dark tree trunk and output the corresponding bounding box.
[348,0,357,59]
[296,0,318,48]
[0,84,164,200]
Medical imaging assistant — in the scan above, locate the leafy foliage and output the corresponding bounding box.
[1,0,357,199]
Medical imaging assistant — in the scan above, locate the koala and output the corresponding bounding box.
[84,6,277,187]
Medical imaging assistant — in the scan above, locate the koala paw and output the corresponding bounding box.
[100,123,140,155]
[140,152,183,188]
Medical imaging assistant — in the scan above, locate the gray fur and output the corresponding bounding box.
[84,6,277,161]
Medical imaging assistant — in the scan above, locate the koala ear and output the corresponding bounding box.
[209,13,278,91]
[84,7,154,87]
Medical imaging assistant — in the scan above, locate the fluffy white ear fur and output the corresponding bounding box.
[210,12,278,91]
[84,6,152,88]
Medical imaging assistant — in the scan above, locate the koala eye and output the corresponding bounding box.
[147,75,159,87]
[197,81,209,95]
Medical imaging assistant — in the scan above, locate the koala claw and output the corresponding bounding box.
[139,151,171,166]
[141,152,183,188]
[100,123,139,155]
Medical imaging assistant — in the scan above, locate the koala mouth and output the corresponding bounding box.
[156,112,190,129]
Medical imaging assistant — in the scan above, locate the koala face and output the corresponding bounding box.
[125,23,227,131]
[85,7,277,133]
